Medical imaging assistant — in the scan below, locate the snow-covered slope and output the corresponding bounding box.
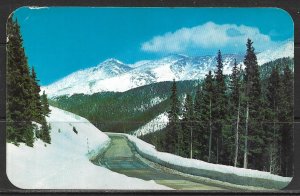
[43,41,293,98]
[132,112,169,137]
[257,41,294,65]
[6,106,170,189]
[43,54,241,97]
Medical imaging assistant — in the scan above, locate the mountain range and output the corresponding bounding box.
[43,41,293,98]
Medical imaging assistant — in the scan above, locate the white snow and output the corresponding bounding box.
[132,112,169,137]
[42,59,132,97]
[257,41,294,65]
[6,106,171,190]
[134,97,166,112]
[43,41,294,98]
[125,134,292,183]
[129,60,151,68]
[149,96,166,107]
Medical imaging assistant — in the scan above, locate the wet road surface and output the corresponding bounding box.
[92,134,241,190]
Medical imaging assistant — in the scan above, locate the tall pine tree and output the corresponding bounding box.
[266,66,281,174]
[229,59,242,167]
[213,50,227,164]
[278,65,293,176]
[201,71,214,162]
[165,79,181,154]
[39,91,51,143]
[181,93,194,158]
[30,66,43,123]
[7,16,34,147]
[243,39,263,169]
[193,84,207,160]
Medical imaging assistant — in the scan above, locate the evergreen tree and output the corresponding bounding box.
[41,90,51,117]
[201,71,214,162]
[30,66,43,123]
[193,84,206,160]
[229,59,242,167]
[266,66,281,174]
[278,65,293,176]
[243,39,263,169]
[165,79,181,154]
[6,16,34,147]
[213,50,227,164]
[181,93,194,158]
[40,119,51,144]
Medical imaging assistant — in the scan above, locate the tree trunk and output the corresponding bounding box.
[190,127,193,159]
[243,102,249,169]
[208,98,212,163]
[271,118,276,174]
[234,99,240,167]
[216,137,219,164]
[269,144,273,173]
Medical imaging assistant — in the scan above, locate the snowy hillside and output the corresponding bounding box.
[132,112,169,137]
[43,41,293,98]
[6,106,170,189]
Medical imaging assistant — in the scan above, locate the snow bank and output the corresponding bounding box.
[6,106,170,190]
[125,134,292,189]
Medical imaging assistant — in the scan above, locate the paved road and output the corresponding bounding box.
[93,134,240,190]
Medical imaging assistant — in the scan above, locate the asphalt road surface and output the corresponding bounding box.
[93,134,242,190]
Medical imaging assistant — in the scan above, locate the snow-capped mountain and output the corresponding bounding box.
[43,41,293,98]
[43,58,132,97]
[43,54,241,97]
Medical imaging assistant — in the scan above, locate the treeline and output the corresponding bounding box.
[154,39,293,177]
[7,16,51,147]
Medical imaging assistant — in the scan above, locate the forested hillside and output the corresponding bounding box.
[50,80,198,133]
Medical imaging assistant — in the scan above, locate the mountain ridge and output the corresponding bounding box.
[43,41,293,98]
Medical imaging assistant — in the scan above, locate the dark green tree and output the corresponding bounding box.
[165,79,181,154]
[278,65,293,176]
[201,71,214,162]
[41,90,51,117]
[243,39,263,169]
[229,59,242,167]
[40,119,51,144]
[193,84,207,160]
[213,50,228,164]
[6,16,34,147]
[181,93,194,158]
[30,66,43,123]
[265,66,281,174]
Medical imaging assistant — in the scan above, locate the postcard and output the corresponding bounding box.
[6,7,294,190]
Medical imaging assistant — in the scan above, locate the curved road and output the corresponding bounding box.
[92,134,243,190]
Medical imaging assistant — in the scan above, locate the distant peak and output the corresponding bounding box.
[166,54,189,59]
[96,58,125,69]
[103,58,124,64]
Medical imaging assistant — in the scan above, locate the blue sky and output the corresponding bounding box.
[13,7,293,85]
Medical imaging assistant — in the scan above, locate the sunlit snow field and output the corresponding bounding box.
[6,106,171,189]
